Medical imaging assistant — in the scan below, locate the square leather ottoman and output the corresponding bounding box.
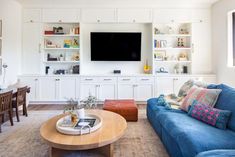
[103,99,138,122]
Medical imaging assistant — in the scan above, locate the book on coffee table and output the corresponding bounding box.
[74,118,96,129]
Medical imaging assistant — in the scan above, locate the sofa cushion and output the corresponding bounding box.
[188,100,231,129]
[195,149,235,157]
[157,111,235,157]
[180,86,222,112]
[208,84,235,131]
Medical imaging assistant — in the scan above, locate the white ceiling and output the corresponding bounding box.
[15,0,221,7]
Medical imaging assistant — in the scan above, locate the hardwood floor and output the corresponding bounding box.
[28,104,146,111]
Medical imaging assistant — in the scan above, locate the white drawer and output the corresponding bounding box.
[99,77,117,83]
[81,77,99,83]
[118,77,136,83]
[137,77,154,83]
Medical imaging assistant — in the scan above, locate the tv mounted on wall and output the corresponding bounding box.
[90,32,141,61]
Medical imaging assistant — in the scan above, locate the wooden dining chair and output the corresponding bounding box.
[0,90,13,133]
[12,86,28,122]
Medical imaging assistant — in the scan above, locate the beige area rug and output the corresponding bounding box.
[0,109,169,157]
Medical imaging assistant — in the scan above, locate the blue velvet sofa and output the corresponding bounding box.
[147,84,235,157]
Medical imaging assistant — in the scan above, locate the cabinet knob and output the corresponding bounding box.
[171,20,175,23]
[30,20,34,23]
[59,20,62,23]
[133,19,136,23]
[97,19,100,23]
[35,79,38,81]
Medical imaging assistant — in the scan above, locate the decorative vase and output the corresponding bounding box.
[77,108,85,119]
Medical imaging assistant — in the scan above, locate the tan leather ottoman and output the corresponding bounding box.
[103,99,138,122]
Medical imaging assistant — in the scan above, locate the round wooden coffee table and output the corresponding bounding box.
[40,110,127,157]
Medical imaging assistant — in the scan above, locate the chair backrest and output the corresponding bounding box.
[0,90,13,113]
[16,86,27,107]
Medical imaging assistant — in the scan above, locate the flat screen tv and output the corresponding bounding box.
[91,32,141,61]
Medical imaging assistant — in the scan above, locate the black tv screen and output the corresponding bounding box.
[91,32,141,61]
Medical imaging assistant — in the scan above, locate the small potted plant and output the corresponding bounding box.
[80,92,98,109]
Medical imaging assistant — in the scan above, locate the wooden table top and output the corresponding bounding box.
[40,110,127,150]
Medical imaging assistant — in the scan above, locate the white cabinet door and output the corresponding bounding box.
[99,84,116,101]
[58,77,77,100]
[135,84,154,101]
[22,23,42,74]
[153,9,192,23]
[23,9,41,23]
[118,84,135,99]
[42,9,80,23]
[156,77,174,96]
[18,77,40,101]
[191,21,212,74]
[80,84,98,100]
[173,77,191,95]
[117,8,152,23]
[39,77,57,101]
[81,8,116,23]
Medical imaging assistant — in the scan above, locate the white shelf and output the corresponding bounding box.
[44,34,80,37]
[154,60,192,63]
[44,48,80,50]
[154,47,191,50]
[43,61,80,64]
[154,34,191,37]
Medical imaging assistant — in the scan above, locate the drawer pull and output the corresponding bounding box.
[103,79,112,81]
[85,79,93,81]
[122,79,131,81]
[141,79,149,81]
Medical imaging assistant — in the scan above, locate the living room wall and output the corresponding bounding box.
[80,23,152,75]
[212,0,235,86]
[0,0,22,85]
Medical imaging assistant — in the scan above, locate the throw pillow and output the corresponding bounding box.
[180,86,222,112]
[188,100,231,129]
[178,79,208,98]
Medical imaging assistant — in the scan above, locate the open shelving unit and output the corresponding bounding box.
[42,23,80,75]
[152,23,192,75]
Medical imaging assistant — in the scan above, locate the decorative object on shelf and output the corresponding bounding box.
[72,39,79,48]
[174,64,183,74]
[44,30,54,35]
[59,54,64,61]
[183,66,188,74]
[71,53,80,61]
[154,27,160,34]
[177,38,185,47]
[64,39,72,48]
[154,51,166,61]
[178,52,188,61]
[53,27,64,34]
[47,54,57,61]
[0,63,8,89]
[72,65,80,74]
[143,59,151,74]
[167,26,174,34]
[45,66,50,74]
[54,69,65,75]
[80,93,98,109]
[75,27,80,34]
[156,67,169,73]
[45,39,59,48]
[179,27,189,34]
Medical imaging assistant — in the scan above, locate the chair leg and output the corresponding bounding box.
[15,107,20,122]
[8,111,13,126]
[23,104,28,117]
[0,124,2,133]
[1,114,4,123]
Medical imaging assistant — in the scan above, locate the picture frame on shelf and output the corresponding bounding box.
[154,51,166,61]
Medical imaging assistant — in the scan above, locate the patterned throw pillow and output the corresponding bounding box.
[180,86,222,112]
[188,100,231,129]
[178,79,208,98]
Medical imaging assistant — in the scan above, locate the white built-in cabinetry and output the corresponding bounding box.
[20,7,215,104]
[42,9,80,23]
